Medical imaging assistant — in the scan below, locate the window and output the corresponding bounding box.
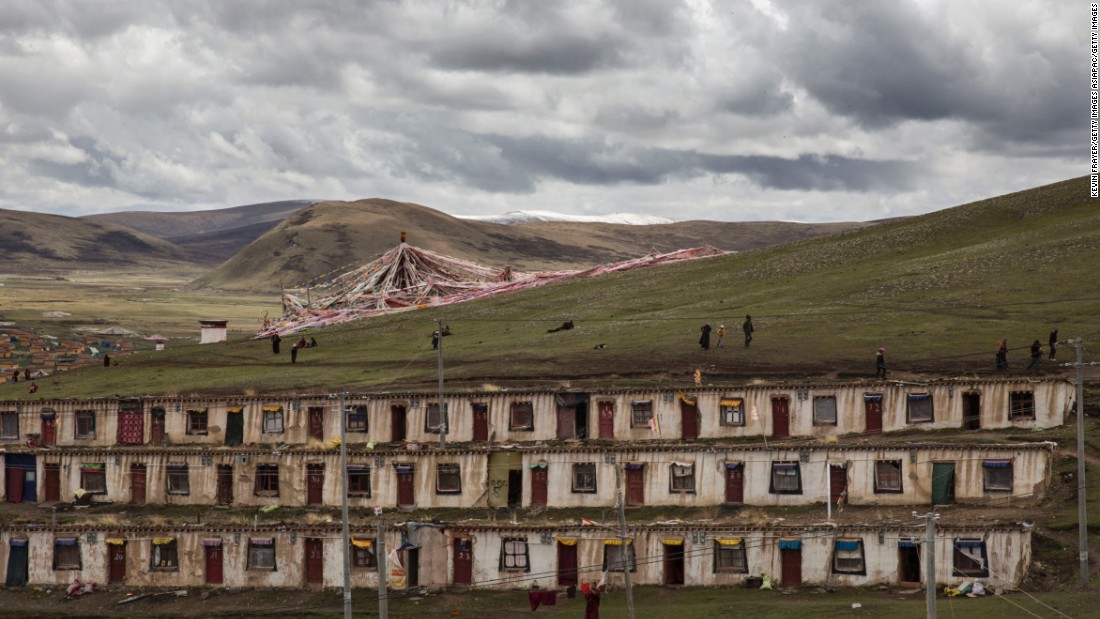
[347,406,368,432]
[953,539,989,577]
[832,538,866,574]
[813,396,838,425]
[151,538,179,571]
[348,466,372,497]
[499,538,530,572]
[53,538,81,570]
[719,398,745,427]
[769,462,802,494]
[906,394,934,423]
[80,463,107,494]
[874,461,903,493]
[262,408,284,434]
[630,400,654,428]
[425,403,443,433]
[351,538,376,568]
[254,464,280,496]
[187,409,208,435]
[603,541,636,572]
[436,463,462,494]
[509,402,534,431]
[0,412,17,441]
[669,463,696,494]
[572,463,597,493]
[713,539,747,573]
[75,410,96,439]
[166,464,190,495]
[248,538,277,570]
[1009,392,1035,420]
[982,460,1013,492]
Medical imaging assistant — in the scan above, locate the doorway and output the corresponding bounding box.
[626,466,645,506]
[780,547,802,587]
[150,409,165,445]
[43,463,60,502]
[453,538,473,585]
[391,405,407,442]
[962,393,981,430]
[472,403,489,442]
[829,464,848,507]
[507,469,523,507]
[108,541,126,584]
[663,543,685,585]
[396,465,415,506]
[406,547,420,588]
[117,405,144,445]
[5,539,28,586]
[308,407,324,441]
[225,410,244,446]
[40,413,57,446]
[306,463,325,505]
[130,464,147,504]
[305,538,324,585]
[216,465,233,505]
[724,463,744,504]
[864,395,883,434]
[557,541,578,586]
[204,541,224,584]
[932,462,956,505]
[898,542,921,585]
[771,397,790,438]
[598,401,615,439]
[4,454,37,503]
[530,466,548,507]
[679,400,699,440]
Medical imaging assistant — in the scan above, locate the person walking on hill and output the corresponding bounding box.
[715,324,726,347]
[1048,329,1058,361]
[699,323,712,350]
[103,354,111,368]
[1026,339,1042,371]
[995,339,1008,371]
[742,315,754,348]
[290,343,299,364]
[271,333,281,354]
[28,382,37,394]
[875,348,887,379]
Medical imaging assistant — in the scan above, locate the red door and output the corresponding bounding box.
[472,404,489,441]
[397,466,415,506]
[680,401,699,440]
[626,467,645,506]
[771,397,790,438]
[305,538,324,584]
[724,464,744,504]
[44,463,60,502]
[205,543,224,584]
[130,464,146,504]
[5,465,22,503]
[308,407,324,441]
[453,538,473,585]
[557,541,578,586]
[391,406,407,442]
[864,396,883,434]
[306,463,324,505]
[150,411,165,445]
[109,542,126,583]
[41,416,57,446]
[780,548,802,586]
[830,464,848,507]
[530,467,548,506]
[556,406,575,439]
[598,402,614,439]
[117,410,144,445]
[216,465,233,505]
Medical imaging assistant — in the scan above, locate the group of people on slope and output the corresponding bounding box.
[997,329,1059,372]
[270,333,317,363]
[699,315,753,351]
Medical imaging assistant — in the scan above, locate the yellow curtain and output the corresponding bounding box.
[677,391,697,406]
[152,537,175,545]
[604,539,633,546]
[715,538,743,546]
[351,538,373,549]
[660,538,684,545]
[105,537,126,546]
[720,399,743,407]
[262,406,282,413]
[227,407,243,413]
[555,537,577,546]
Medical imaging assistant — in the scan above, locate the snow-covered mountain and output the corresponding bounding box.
[457,210,675,225]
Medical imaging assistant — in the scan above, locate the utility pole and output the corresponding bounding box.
[437,318,447,449]
[916,512,939,619]
[1075,338,1089,589]
[338,392,352,619]
[614,464,636,619]
[376,508,389,619]
[826,455,832,522]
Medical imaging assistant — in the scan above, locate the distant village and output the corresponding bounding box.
[0,327,159,383]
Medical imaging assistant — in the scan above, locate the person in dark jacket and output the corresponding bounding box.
[290,344,299,364]
[271,333,281,354]
[699,323,712,350]
[875,347,887,379]
[582,582,604,619]
[742,315,754,348]
[103,354,111,368]
[995,339,1008,371]
[1026,339,1042,371]
[1048,329,1058,361]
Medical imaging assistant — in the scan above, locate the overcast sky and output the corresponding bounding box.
[0,0,1083,222]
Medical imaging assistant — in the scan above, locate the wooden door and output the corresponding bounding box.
[557,542,578,586]
[43,463,60,502]
[397,467,415,506]
[771,397,790,438]
[108,542,126,583]
[626,467,645,506]
[5,463,22,503]
[306,463,324,505]
[724,464,744,504]
[829,464,847,506]
[530,467,548,506]
[864,396,883,434]
[308,407,324,441]
[556,406,575,439]
[150,412,165,445]
[216,465,233,505]
[962,393,981,430]
[40,416,56,446]
[305,538,324,584]
[472,404,489,441]
[598,402,614,439]
[663,543,685,585]
[130,464,146,504]
[205,543,224,584]
[780,548,802,586]
[680,401,699,440]
[117,410,144,445]
[453,538,473,585]
[391,406,407,442]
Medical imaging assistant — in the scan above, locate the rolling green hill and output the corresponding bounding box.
[3,176,1098,400]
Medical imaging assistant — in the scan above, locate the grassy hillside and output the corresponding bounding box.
[191,198,869,291]
[4,176,1096,400]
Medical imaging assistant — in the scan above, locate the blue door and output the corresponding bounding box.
[4,455,37,503]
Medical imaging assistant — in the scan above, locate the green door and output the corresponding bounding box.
[931,462,955,505]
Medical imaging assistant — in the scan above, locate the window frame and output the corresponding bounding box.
[254,463,280,497]
[435,463,462,494]
[80,464,107,494]
[603,542,637,573]
[248,539,277,571]
[1009,392,1035,420]
[346,406,368,433]
[812,395,838,426]
[0,412,18,441]
[348,466,372,497]
[186,409,209,435]
[832,538,867,575]
[351,538,376,568]
[713,540,748,574]
[75,410,96,439]
[52,539,82,570]
[499,538,531,572]
[572,463,597,494]
[262,409,285,434]
[718,398,745,427]
[669,463,696,494]
[906,394,934,423]
[873,460,904,494]
[150,539,180,572]
[166,464,190,496]
[769,461,802,494]
[630,400,654,428]
[952,539,989,577]
[982,460,1014,492]
[509,401,534,431]
[425,403,443,433]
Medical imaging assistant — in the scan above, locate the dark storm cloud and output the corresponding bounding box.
[428,34,625,75]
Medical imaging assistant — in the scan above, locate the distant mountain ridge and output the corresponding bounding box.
[458,210,675,225]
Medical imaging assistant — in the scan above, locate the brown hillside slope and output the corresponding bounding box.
[192,198,869,291]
